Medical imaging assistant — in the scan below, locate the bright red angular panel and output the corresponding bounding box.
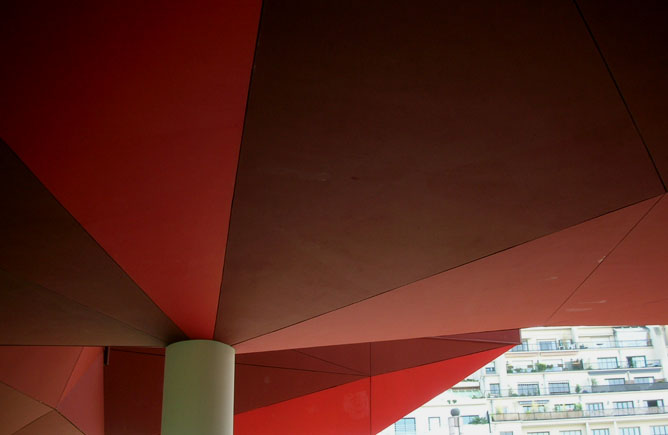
[57,348,104,435]
[370,346,513,434]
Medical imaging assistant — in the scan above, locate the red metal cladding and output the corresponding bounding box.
[57,349,104,435]
[0,346,82,407]
[370,346,513,433]
[550,194,668,325]
[234,378,371,435]
[234,197,658,353]
[1,0,261,339]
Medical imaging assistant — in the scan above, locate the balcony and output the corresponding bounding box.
[485,381,668,398]
[510,340,652,353]
[506,360,661,374]
[491,406,668,422]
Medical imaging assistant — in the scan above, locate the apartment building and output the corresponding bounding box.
[379,326,668,435]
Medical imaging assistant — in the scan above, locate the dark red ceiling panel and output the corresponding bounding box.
[0,0,261,339]
[236,349,365,375]
[235,378,371,435]
[578,0,668,185]
[235,364,364,414]
[14,410,82,435]
[550,195,668,325]
[216,0,663,345]
[104,349,164,435]
[0,383,51,435]
[0,141,184,345]
[235,197,658,353]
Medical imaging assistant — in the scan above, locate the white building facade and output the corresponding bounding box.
[379,326,668,435]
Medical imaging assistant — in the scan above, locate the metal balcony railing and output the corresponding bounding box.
[491,406,668,422]
[484,381,668,398]
[510,340,652,352]
[505,360,661,374]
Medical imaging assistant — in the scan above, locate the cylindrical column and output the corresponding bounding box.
[162,340,235,435]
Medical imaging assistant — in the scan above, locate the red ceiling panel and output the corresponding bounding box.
[234,378,371,435]
[57,349,104,435]
[0,0,261,339]
[0,346,82,407]
[0,383,51,435]
[235,197,658,353]
[104,349,164,435]
[13,410,82,435]
[579,0,668,184]
[550,195,668,325]
[370,346,512,433]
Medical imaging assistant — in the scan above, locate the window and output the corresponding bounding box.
[518,383,540,395]
[560,431,581,435]
[461,415,479,425]
[395,418,416,435]
[500,432,514,435]
[528,432,550,435]
[652,426,668,435]
[597,357,618,369]
[620,428,641,435]
[539,340,557,351]
[628,356,647,368]
[489,383,500,397]
[555,404,576,411]
[635,377,654,384]
[428,417,440,431]
[606,378,625,385]
[485,364,496,374]
[647,399,664,408]
[549,382,570,394]
[614,401,634,416]
[587,403,604,411]
[592,430,610,435]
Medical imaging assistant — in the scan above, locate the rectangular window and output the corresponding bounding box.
[560,431,581,435]
[587,403,604,411]
[461,415,479,425]
[395,418,416,435]
[628,356,647,368]
[500,432,514,435]
[606,378,625,385]
[539,340,557,351]
[428,417,440,431]
[528,432,550,435]
[597,357,618,369]
[635,377,654,384]
[614,401,634,416]
[647,399,664,407]
[592,430,610,435]
[518,383,540,395]
[620,428,641,435]
[548,382,570,394]
[652,426,668,435]
[485,364,496,374]
[489,383,500,396]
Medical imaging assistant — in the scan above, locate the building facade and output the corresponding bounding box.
[380,326,668,435]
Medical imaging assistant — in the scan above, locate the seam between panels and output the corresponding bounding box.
[293,349,369,376]
[236,362,365,376]
[0,267,170,346]
[56,347,84,406]
[213,0,266,339]
[546,194,663,323]
[572,0,667,191]
[232,194,664,347]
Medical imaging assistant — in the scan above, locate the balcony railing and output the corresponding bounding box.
[506,360,661,374]
[491,406,667,422]
[485,381,668,398]
[510,340,652,352]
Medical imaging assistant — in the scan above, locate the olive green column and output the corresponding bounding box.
[162,340,235,435]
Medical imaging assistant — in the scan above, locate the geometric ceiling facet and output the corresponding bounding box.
[216,0,663,345]
[0,383,51,435]
[234,196,660,353]
[0,141,185,346]
[550,194,668,325]
[579,0,668,185]
[0,0,261,339]
[13,410,83,435]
